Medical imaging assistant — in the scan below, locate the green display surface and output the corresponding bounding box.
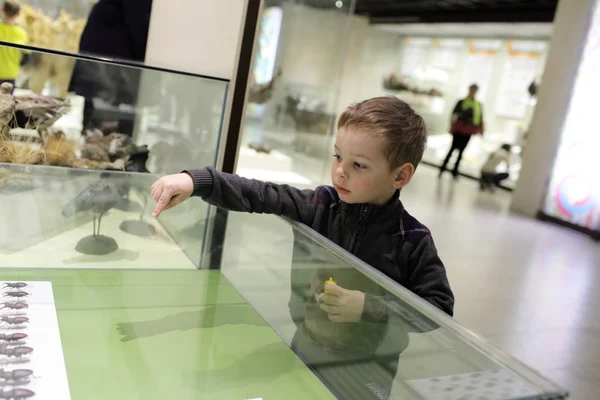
[0,269,335,400]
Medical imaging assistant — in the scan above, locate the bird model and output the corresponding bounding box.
[62,179,124,237]
[0,83,16,137]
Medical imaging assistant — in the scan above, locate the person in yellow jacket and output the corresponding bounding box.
[0,1,29,93]
[439,83,485,179]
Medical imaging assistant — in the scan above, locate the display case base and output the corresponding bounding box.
[119,220,156,237]
[75,235,119,255]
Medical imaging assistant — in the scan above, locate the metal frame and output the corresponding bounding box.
[206,0,263,269]
[0,40,230,82]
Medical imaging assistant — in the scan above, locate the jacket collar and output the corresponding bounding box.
[339,190,404,233]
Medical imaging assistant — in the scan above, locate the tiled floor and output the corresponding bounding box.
[406,166,600,400]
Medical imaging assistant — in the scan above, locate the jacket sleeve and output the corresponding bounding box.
[406,234,454,316]
[361,235,454,332]
[184,166,320,226]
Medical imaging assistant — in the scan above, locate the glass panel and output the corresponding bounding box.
[0,164,210,269]
[218,211,568,400]
[10,0,151,58]
[237,0,356,189]
[18,0,94,19]
[0,164,567,398]
[0,43,228,172]
[0,41,228,267]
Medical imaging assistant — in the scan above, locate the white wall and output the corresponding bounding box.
[391,38,548,139]
[336,17,400,116]
[145,0,247,79]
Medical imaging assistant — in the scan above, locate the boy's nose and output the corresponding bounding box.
[336,165,347,180]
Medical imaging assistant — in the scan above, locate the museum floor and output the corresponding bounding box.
[404,166,600,400]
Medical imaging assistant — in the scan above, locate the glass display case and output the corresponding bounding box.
[237,1,356,189]
[0,41,228,177]
[0,164,568,399]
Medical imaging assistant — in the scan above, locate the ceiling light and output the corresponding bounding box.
[335,1,343,8]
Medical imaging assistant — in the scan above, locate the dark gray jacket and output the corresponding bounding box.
[186,167,454,322]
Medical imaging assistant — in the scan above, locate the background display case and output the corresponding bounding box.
[0,164,568,399]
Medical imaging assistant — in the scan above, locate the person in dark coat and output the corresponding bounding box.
[68,0,153,129]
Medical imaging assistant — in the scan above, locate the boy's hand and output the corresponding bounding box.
[151,173,194,217]
[318,283,365,323]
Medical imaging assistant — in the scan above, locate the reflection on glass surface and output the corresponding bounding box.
[218,212,568,400]
[238,1,357,188]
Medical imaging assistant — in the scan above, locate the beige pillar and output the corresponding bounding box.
[510,0,597,216]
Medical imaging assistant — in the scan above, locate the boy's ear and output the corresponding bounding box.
[392,163,415,189]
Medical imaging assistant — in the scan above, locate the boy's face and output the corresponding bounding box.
[331,128,414,205]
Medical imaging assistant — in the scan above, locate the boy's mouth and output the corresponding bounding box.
[335,185,350,195]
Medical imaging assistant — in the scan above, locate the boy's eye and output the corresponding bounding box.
[332,154,341,160]
[354,162,366,169]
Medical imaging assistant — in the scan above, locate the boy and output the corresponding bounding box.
[151,96,454,398]
[0,1,28,92]
[480,143,511,192]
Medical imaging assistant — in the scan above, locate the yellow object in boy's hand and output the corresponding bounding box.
[324,277,336,293]
[319,282,365,323]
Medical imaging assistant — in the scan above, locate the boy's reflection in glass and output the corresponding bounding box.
[288,237,439,400]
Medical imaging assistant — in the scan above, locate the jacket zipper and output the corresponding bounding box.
[349,206,369,253]
[360,206,368,222]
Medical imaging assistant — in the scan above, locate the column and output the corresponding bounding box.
[510,0,597,223]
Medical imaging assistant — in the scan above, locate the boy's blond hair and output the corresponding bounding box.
[338,96,427,170]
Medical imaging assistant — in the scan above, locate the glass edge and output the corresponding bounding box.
[0,266,199,273]
[213,82,230,169]
[281,217,569,396]
[0,40,230,83]
[0,162,160,177]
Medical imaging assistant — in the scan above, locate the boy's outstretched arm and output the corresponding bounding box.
[152,166,319,225]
